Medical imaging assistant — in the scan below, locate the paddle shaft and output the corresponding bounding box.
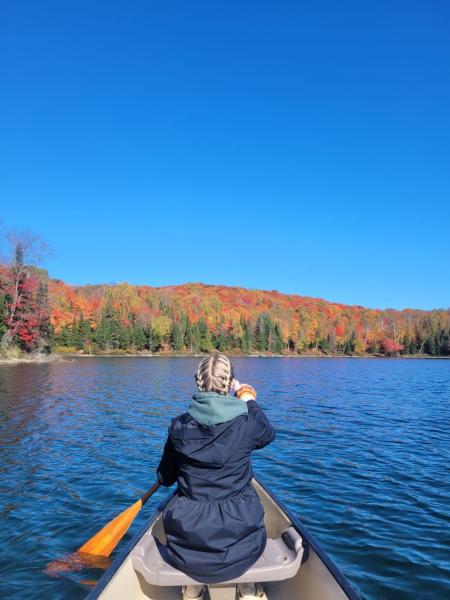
[141,480,161,505]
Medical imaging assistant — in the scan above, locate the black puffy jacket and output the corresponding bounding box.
[156,396,275,583]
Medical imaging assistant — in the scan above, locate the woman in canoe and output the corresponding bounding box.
[156,353,275,600]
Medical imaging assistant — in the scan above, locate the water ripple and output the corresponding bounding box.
[0,357,449,599]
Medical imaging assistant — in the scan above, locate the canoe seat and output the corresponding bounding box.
[131,527,304,586]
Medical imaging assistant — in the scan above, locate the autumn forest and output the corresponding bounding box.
[1,236,449,358]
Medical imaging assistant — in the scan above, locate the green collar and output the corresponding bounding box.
[188,391,248,427]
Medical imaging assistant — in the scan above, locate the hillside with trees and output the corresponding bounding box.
[1,234,449,358]
[48,280,450,357]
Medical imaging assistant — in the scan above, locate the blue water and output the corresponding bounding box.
[0,357,449,599]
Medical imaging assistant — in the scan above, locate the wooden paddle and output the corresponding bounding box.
[45,481,161,576]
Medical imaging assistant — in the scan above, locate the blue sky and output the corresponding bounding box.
[1,1,449,310]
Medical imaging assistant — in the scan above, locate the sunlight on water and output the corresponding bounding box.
[0,357,449,599]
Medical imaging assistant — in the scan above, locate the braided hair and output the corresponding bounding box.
[195,353,235,395]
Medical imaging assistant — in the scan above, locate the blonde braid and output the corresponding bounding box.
[195,353,234,395]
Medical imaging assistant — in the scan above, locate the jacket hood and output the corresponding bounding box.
[168,393,248,465]
[188,391,248,427]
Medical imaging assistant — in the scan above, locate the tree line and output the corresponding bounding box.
[1,230,449,357]
[54,308,287,355]
[53,302,450,357]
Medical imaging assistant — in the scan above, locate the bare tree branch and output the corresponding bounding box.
[5,228,53,266]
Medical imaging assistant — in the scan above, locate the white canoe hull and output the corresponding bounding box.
[87,479,359,600]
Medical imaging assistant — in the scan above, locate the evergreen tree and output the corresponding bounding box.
[424,334,436,356]
[56,324,71,347]
[344,331,357,354]
[254,316,266,352]
[367,340,378,354]
[225,326,237,351]
[171,322,184,351]
[95,303,123,350]
[318,337,330,352]
[270,322,284,354]
[119,324,131,349]
[254,313,272,352]
[70,317,84,350]
[440,332,450,356]
[132,324,147,350]
[198,319,213,352]
[184,319,194,352]
[146,324,162,352]
[213,327,227,351]
[79,313,93,346]
[239,317,252,354]
[408,338,417,354]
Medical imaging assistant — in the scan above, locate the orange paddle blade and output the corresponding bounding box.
[45,499,142,576]
[78,498,143,557]
[44,552,110,577]
[45,482,160,577]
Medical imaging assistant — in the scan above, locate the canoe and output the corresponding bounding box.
[87,478,360,600]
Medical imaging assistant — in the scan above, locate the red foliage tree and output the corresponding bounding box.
[0,230,51,352]
[379,338,404,355]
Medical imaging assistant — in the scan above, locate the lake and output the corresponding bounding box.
[0,357,449,599]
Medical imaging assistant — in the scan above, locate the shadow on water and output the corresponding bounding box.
[0,357,449,599]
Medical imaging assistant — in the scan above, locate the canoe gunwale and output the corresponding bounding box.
[86,477,361,600]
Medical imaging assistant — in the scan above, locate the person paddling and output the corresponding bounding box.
[155,353,275,600]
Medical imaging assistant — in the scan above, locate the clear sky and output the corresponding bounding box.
[1,1,449,310]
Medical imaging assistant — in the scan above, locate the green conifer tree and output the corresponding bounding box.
[95,303,123,350]
[69,317,83,349]
[198,319,213,352]
[132,324,147,350]
[171,322,184,351]
[146,324,162,352]
[239,317,252,354]
[270,322,284,354]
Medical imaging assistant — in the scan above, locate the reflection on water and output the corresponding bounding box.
[0,357,449,599]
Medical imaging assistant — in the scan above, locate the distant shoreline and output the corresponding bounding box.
[0,353,65,365]
[60,353,449,359]
[1,352,449,364]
